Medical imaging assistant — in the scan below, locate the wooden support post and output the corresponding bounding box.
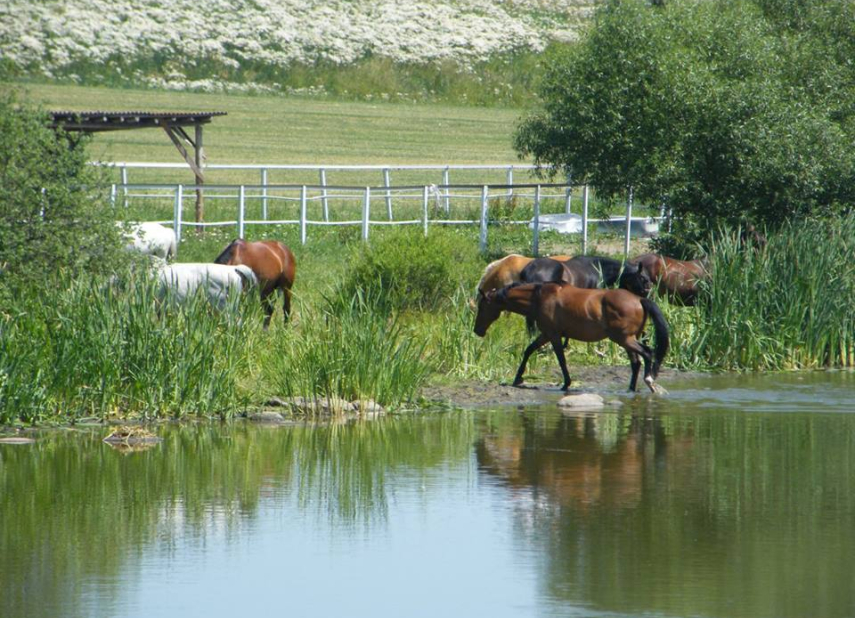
[160,120,205,230]
[194,124,204,230]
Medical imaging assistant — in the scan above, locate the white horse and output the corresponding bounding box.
[155,263,257,311]
[120,222,177,260]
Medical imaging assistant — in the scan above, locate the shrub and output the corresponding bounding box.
[338,228,482,312]
[0,91,127,301]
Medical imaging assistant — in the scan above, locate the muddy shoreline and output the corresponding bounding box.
[420,366,693,408]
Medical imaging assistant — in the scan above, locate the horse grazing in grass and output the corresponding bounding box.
[156,263,257,311]
[475,253,572,298]
[214,239,296,329]
[474,282,669,393]
[625,253,708,306]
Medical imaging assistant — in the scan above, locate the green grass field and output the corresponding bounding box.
[17,83,538,185]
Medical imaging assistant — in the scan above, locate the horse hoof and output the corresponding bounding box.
[512,380,524,388]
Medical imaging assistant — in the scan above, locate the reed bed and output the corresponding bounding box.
[677,218,855,370]
[4,219,855,425]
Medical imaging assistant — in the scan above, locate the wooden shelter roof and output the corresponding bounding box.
[50,110,227,132]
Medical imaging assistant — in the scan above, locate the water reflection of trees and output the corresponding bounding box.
[0,415,472,618]
[475,407,855,618]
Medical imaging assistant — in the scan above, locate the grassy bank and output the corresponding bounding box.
[5,217,855,425]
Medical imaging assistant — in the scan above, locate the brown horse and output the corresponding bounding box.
[624,253,708,306]
[474,282,669,392]
[475,253,572,298]
[214,239,296,328]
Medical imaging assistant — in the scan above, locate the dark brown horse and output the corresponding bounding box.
[214,239,296,328]
[624,253,708,306]
[474,282,669,392]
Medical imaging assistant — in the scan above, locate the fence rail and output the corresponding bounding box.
[111,180,661,257]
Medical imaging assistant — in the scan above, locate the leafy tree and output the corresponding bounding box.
[514,0,855,238]
[0,90,127,299]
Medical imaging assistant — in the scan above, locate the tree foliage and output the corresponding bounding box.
[514,0,855,236]
[0,90,126,298]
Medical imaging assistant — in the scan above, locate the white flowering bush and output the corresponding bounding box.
[0,0,592,101]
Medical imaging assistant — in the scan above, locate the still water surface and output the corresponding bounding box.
[2,372,855,618]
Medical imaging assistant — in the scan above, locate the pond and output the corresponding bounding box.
[2,372,854,618]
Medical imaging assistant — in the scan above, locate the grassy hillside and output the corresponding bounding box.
[17,82,546,186]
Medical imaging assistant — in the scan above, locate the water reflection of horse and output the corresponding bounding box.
[474,282,669,392]
[622,254,708,306]
[214,239,296,329]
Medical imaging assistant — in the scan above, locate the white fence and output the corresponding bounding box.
[101,162,662,256]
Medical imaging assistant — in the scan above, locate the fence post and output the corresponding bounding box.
[383,168,393,220]
[121,164,129,208]
[238,185,246,239]
[533,184,541,257]
[564,173,573,214]
[422,185,429,237]
[479,185,489,254]
[506,167,513,198]
[110,183,117,208]
[362,187,371,241]
[443,167,451,214]
[582,185,589,254]
[261,168,268,220]
[624,187,633,258]
[173,184,183,246]
[300,185,308,245]
[319,168,329,221]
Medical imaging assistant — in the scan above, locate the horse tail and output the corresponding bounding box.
[525,283,543,337]
[213,239,240,265]
[640,297,670,379]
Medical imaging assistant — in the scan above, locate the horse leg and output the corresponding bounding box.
[625,338,656,393]
[261,289,276,330]
[626,349,642,392]
[550,336,572,390]
[513,333,550,387]
[281,285,292,324]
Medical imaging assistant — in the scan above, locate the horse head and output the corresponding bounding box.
[473,288,503,337]
[619,261,653,298]
[213,239,245,265]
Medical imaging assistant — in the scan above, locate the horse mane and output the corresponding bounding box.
[213,239,242,264]
[477,254,527,295]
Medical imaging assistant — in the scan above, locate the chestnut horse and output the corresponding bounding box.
[474,282,669,392]
[475,253,571,297]
[214,239,296,328]
[624,253,708,306]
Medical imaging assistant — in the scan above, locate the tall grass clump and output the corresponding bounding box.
[265,288,430,409]
[0,272,259,424]
[682,217,855,370]
[338,228,483,313]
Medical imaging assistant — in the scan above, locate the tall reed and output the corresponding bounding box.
[263,288,431,410]
[0,272,259,424]
[678,218,855,370]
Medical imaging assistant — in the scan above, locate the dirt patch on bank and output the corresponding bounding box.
[420,366,690,408]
